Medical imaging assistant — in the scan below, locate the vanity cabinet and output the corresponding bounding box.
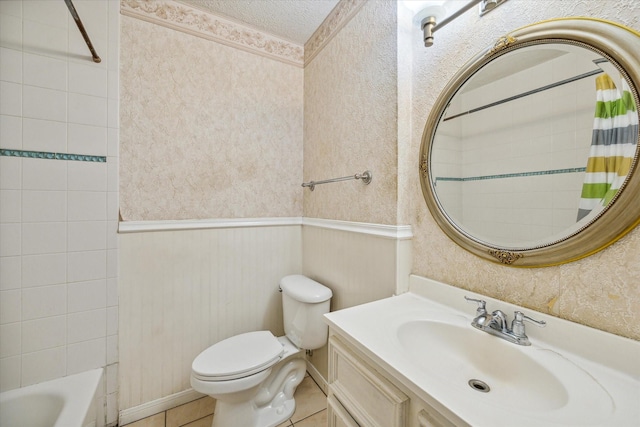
[328,334,461,427]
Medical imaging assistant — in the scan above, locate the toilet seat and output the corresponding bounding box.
[192,331,284,381]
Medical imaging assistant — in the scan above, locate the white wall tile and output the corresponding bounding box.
[22,158,66,190]
[107,69,118,100]
[106,220,118,249]
[22,118,67,152]
[21,315,65,353]
[67,309,106,344]
[0,14,22,50]
[23,0,67,28]
[21,222,66,255]
[106,363,118,394]
[107,97,118,129]
[68,161,107,191]
[22,20,67,61]
[1,0,118,397]
[0,322,21,358]
[68,279,106,313]
[67,338,105,375]
[68,93,107,127]
[106,248,117,279]
[22,85,66,122]
[106,306,117,336]
[68,191,107,221]
[107,391,118,425]
[0,157,21,193]
[106,334,117,365]
[0,256,21,290]
[0,223,21,256]
[0,81,21,116]
[22,190,66,222]
[68,250,106,283]
[68,123,107,156]
[21,346,66,386]
[107,128,118,157]
[69,62,107,98]
[23,53,67,91]
[68,221,106,252]
[21,284,66,320]
[0,115,22,150]
[0,47,22,83]
[21,253,67,288]
[0,189,21,222]
[0,289,21,324]
[0,2,23,17]
[107,157,117,192]
[0,356,21,392]
[106,278,117,307]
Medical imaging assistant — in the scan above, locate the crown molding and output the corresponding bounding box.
[120,0,304,67]
[304,0,367,65]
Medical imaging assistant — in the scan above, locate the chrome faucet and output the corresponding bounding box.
[464,296,546,346]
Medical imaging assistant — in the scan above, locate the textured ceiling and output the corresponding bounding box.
[176,0,340,44]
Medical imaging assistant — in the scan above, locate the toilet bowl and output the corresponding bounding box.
[190,275,332,427]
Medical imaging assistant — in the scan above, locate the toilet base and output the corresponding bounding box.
[208,339,307,427]
[212,392,296,427]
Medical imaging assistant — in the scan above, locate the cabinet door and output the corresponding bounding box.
[327,395,360,427]
[417,408,457,427]
[329,336,408,427]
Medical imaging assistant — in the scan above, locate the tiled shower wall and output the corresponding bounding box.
[0,1,119,425]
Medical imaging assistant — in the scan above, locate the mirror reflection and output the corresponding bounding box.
[430,43,639,249]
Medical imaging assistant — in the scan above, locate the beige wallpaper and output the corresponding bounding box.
[409,0,640,340]
[120,14,303,220]
[303,0,399,225]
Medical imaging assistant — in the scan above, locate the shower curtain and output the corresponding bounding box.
[577,73,638,221]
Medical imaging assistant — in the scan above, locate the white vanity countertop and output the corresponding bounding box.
[324,275,640,427]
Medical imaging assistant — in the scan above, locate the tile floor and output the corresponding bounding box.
[123,373,327,427]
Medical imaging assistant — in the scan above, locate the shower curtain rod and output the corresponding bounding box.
[64,0,101,63]
[443,68,604,122]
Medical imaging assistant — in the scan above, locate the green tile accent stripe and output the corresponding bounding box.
[0,149,106,163]
[435,167,586,183]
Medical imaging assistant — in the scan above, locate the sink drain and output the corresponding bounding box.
[468,379,490,393]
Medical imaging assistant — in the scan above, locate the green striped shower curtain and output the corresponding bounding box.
[577,74,638,221]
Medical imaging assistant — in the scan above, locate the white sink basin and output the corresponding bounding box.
[396,317,611,415]
[324,277,640,427]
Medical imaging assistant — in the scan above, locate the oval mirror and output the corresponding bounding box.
[420,18,640,267]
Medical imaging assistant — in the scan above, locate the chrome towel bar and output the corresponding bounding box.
[302,170,372,191]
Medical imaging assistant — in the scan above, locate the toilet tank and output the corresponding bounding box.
[280,275,332,350]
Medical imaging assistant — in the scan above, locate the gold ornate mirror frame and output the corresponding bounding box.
[419,18,640,267]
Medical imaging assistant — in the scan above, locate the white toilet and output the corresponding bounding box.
[190,275,332,427]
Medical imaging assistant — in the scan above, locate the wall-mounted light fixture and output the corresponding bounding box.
[413,0,508,47]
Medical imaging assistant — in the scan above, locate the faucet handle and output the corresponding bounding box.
[512,311,546,337]
[464,296,487,315]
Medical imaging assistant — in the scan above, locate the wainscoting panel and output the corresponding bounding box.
[118,225,302,411]
[302,224,408,381]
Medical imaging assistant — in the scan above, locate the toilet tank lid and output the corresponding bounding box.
[280,275,332,303]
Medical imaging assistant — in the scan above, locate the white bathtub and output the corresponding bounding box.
[0,368,103,427]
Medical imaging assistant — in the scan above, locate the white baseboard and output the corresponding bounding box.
[118,388,204,426]
[305,360,328,396]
